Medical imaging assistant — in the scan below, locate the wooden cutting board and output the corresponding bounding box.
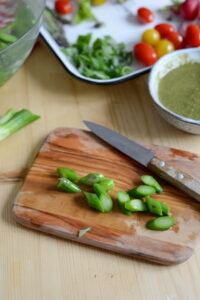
[13,128,200,265]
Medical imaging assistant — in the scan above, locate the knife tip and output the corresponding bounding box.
[83,120,92,127]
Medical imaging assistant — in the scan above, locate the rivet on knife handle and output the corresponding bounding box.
[149,157,200,202]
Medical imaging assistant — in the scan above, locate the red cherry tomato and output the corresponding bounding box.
[166,32,184,49]
[134,42,158,66]
[155,23,175,38]
[185,24,200,47]
[55,0,73,14]
[137,7,154,24]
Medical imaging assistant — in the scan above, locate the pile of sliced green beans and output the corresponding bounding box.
[0,22,18,51]
[56,169,176,231]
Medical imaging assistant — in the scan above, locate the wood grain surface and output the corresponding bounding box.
[1,40,200,300]
[13,128,200,265]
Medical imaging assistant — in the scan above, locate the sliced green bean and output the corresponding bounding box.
[125,199,147,212]
[99,179,115,192]
[0,32,17,43]
[146,216,176,231]
[160,202,170,216]
[84,192,104,212]
[117,190,132,216]
[79,173,105,186]
[57,168,79,181]
[99,193,113,212]
[57,178,81,193]
[141,175,163,193]
[0,22,16,34]
[128,185,156,198]
[145,196,163,216]
[93,183,106,196]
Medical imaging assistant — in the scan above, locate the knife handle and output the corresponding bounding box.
[148,156,200,202]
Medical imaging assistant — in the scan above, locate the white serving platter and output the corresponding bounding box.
[40,0,181,85]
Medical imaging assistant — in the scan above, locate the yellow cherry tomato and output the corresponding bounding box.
[155,40,175,57]
[91,0,107,5]
[142,29,160,46]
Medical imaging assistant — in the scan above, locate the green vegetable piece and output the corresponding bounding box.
[74,0,97,24]
[160,202,170,216]
[79,173,105,186]
[0,32,17,43]
[128,185,156,198]
[117,190,132,216]
[93,183,106,196]
[57,178,81,193]
[141,175,163,193]
[63,33,133,80]
[84,192,104,212]
[0,41,8,51]
[145,196,163,216]
[0,109,15,124]
[0,22,16,34]
[78,227,91,237]
[57,168,79,181]
[146,216,176,231]
[99,179,115,192]
[99,193,113,212]
[125,199,147,212]
[0,109,40,142]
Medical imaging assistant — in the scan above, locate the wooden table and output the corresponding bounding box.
[1,40,200,300]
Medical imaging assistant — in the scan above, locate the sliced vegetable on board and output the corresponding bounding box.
[125,199,148,212]
[146,216,176,231]
[141,175,163,193]
[93,183,113,212]
[57,168,79,181]
[145,196,163,216]
[84,192,105,212]
[57,177,81,193]
[128,185,156,198]
[98,179,115,192]
[117,190,132,216]
[79,173,105,186]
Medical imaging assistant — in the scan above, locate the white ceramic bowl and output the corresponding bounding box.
[148,48,200,134]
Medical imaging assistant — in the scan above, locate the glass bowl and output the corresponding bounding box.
[0,0,45,86]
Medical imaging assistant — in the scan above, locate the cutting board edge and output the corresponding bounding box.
[12,204,194,266]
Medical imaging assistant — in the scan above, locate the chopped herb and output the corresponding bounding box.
[62,34,133,80]
[78,227,91,237]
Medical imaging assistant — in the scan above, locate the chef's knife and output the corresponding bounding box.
[84,121,200,202]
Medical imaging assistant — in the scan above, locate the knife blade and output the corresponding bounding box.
[84,121,200,202]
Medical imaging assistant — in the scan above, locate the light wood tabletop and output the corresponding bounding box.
[1,40,200,300]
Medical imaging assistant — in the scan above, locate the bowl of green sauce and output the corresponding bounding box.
[0,0,45,86]
[148,48,200,134]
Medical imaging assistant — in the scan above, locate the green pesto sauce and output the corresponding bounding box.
[158,63,200,120]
